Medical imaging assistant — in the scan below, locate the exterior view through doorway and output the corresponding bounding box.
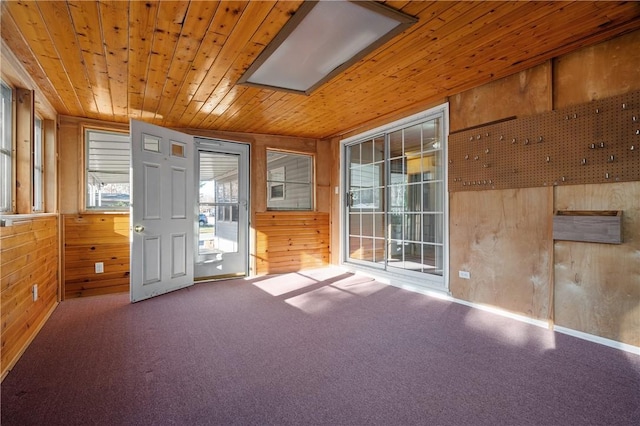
[195,139,249,281]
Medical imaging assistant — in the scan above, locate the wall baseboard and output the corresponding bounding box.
[553,326,640,355]
[350,267,640,356]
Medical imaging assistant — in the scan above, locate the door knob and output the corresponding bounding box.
[134,225,145,233]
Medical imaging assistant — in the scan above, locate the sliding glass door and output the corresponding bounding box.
[344,107,447,290]
[346,136,386,265]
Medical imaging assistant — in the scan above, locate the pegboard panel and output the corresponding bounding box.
[448,90,640,191]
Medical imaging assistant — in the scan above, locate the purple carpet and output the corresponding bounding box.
[2,268,639,425]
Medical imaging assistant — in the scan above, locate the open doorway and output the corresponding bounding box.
[195,138,249,280]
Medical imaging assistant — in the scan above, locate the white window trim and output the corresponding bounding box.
[340,102,450,294]
[83,127,131,211]
[32,115,44,212]
[1,80,14,213]
[266,150,314,211]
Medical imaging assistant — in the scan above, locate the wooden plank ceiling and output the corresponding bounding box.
[2,1,640,139]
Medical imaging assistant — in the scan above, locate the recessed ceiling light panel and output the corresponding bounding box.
[238,0,417,95]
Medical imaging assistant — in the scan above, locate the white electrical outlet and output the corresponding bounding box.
[32,284,38,301]
[95,262,104,274]
[458,270,470,279]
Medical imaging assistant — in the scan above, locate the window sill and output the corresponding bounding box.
[0,212,58,226]
[78,210,129,215]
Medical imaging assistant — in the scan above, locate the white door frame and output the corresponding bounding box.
[194,137,250,280]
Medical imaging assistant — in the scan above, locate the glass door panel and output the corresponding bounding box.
[344,114,445,280]
[195,141,249,280]
[346,137,386,267]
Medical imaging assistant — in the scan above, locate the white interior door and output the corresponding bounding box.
[130,119,195,302]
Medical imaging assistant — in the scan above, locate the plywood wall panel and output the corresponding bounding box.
[554,30,640,110]
[1,216,59,379]
[554,182,640,346]
[449,187,552,320]
[63,214,130,299]
[449,62,551,132]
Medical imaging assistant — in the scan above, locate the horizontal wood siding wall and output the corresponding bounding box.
[1,216,58,379]
[255,212,329,275]
[63,214,129,298]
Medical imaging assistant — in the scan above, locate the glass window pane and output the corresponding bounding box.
[281,182,312,209]
[373,137,385,161]
[406,182,422,213]
[1,82,13,212]
[143,134,160,152]
[267,150,313,210]
[360,213,374,237]
[360,140,374,163]
[388,239,403,262]
[389,130,403,157]
[422,151,441,181]
[423,182,443,212]
[361,164,379,187]
[422,214,443,244]
[349,143,361,165]
[373,238,385,263]
[360,237,375,262]
[404,213,421,242]
[86,129,130,210]
[208,208,238,254]
[33,117,43,211]
[389,158,405,184]
[171,141,185,157]
[349,236,362,260]
[349,213,361,235]
[422,245,443,275]
[404,242,422,266]
[403,124,422,154]
[389,212,402,240]
[373,213,385,238]
[389,184,406,210]
[422,119,440,151]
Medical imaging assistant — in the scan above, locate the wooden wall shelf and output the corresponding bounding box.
[553,210,623,244]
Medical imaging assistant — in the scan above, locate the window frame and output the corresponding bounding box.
[1,80,15,213]
[32,114,44,212]
[265,149,314,211]
[83,127,131,212]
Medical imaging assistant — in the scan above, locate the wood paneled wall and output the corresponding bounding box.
[59,118,329,284]
[1,216,58,379]
[63,214,129,298]
[255,212,329,275]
